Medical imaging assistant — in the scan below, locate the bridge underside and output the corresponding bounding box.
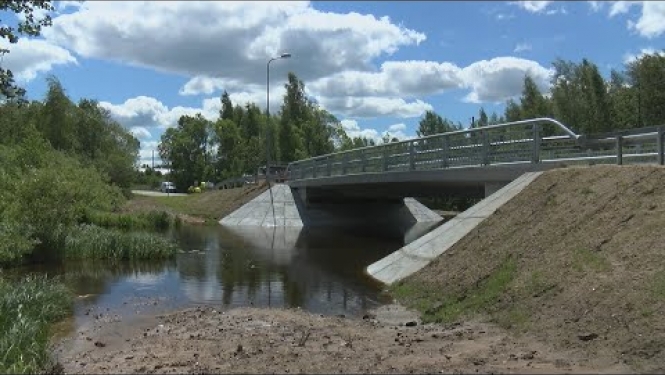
[289,162,566,202]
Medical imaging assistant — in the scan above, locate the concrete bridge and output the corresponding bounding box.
[286,118,665,202]
[220,118,665,284]
[220,117,665,228]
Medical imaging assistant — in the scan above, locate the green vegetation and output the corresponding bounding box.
[391,256,517,324]
[63,224,178,261]
[0,3,184,370]
[0,275,72,374]
[572,248,612,272]
[82,210,177,232]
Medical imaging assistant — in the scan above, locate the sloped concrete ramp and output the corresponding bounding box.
[219,184,304,227]
[367,172,543,285]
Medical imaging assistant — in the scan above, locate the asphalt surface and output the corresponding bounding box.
[131,190,188,197]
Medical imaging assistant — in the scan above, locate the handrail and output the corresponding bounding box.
[289,117,579,166]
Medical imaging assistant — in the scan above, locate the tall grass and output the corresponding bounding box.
[82,210,179,232]
[64,224,179,261]
[0,275,72,374]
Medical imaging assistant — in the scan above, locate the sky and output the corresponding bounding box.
[2,0,665,167]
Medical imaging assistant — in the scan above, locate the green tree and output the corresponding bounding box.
[1,0,54,100]
[627,51,665,127]
[158,114,214,190]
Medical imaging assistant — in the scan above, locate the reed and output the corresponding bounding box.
[82,210,176,232]
[0,275,72,374]
[64,224,179,261]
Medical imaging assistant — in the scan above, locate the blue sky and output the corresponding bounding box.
[2,1,664,166]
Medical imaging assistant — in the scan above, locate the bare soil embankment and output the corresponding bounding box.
[392,165,665,373]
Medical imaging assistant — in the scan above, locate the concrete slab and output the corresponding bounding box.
[220,184,305,228]
[366,172,543,285]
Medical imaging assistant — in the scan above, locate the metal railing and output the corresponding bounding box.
[287,118,665,181]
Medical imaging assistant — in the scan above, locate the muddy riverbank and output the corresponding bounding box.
[52,304,628,374]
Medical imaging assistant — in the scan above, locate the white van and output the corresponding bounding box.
[160,181,176,193]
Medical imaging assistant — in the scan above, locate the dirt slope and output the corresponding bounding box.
[392,165,665,372]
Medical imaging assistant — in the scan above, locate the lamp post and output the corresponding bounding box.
[266,53,291,185]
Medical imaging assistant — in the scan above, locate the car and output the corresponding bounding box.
[160,181,177,193]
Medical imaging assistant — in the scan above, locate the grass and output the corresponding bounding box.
[0,274,72,374]
[391,256,518,324]
[82,209,179,231]
[63,224,179,261]
[572,248,611,272]
[651,270,665,299]
[123,183,268,224]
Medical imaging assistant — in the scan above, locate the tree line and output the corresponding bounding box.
[160,51,665,191]
[416,53,665,138]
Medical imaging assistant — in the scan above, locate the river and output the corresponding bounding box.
[9,222,441,332]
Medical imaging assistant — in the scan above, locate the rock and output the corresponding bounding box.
[94,341,106,348]
[405,321,418,327]
[236,344,243,353]
[362,314,376,320]
[521,351,536,360]
[578,333,598,341]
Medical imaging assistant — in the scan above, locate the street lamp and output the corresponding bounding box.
[266,53,291,186]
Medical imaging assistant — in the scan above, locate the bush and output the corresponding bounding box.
[0,275,72,374]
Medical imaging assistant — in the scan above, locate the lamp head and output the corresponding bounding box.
[280,53,292,59]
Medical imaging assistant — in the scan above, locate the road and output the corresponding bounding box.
[131,190,188,197]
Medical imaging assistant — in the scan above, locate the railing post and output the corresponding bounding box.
[361,151,367,173]
[382,146,389,172]
[481,130,490,166]
[312,159,317,178]
[616,136,623,165]
[342,153,348,175]
[409,141,415,171]
[659,126,665,165]
[532,123,541,164]
[440,136,448,169]
[327,156,332,176]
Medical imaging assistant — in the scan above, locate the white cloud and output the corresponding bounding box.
[130,126,152,140]
[513,43,532,53]
[43,1,425,87]
[388,123,406,132]
[609,1,640,17]
[495,13,515,20]
[320,97,433,119]
[56,1,84,12]
[588,1,603,12]
[0,38,77,83]
[623,47,665,64]
[459,57,553,104]
[511,1,552,13]
[99,96,221,129]
[308,60,462,99]
[628,1,665,38]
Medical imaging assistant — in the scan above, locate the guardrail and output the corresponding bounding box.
[287,118,665,181]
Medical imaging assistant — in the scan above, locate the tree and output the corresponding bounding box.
[1,0,54,100]
[416,110,459,137]
[158,114,214,190]
[220,91,234,120]
[627,51,665,127]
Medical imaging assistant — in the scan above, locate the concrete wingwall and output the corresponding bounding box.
[219,183,442,228]
[366,172,543,285]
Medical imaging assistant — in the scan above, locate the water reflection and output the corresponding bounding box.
[12,221,441,328]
